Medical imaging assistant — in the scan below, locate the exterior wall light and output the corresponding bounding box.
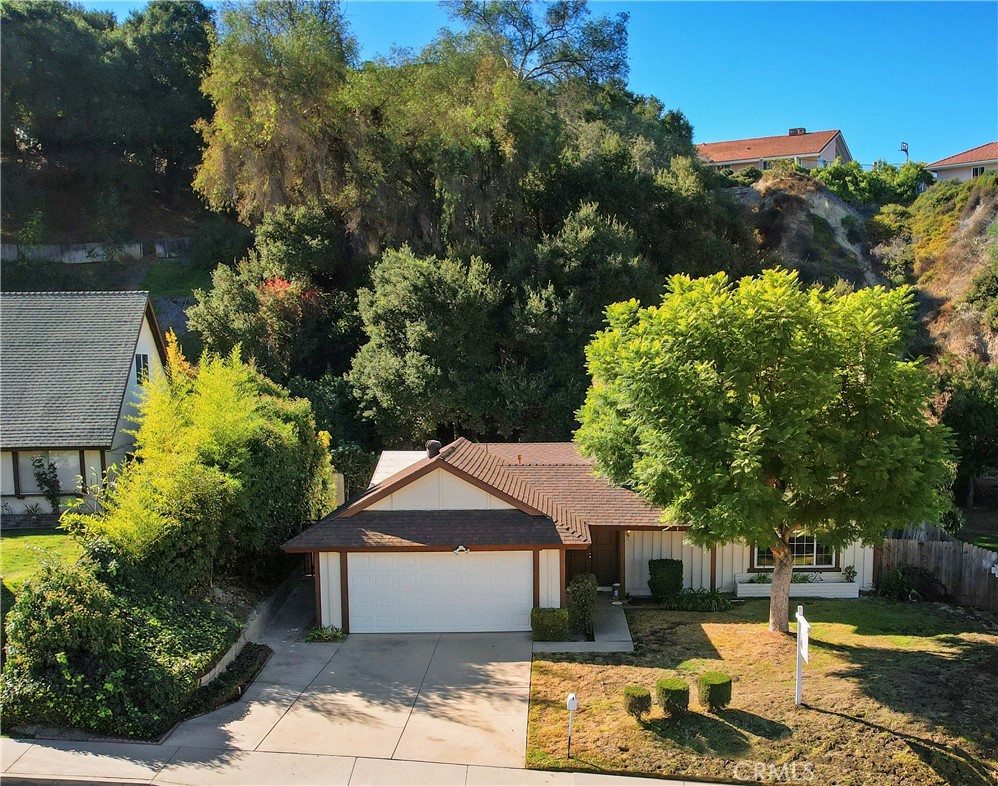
[453,545,470,555]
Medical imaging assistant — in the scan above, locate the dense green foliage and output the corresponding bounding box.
[1,558,240,737]
[655,677,689,716]
[1,0,213,238]
[531,607,570,641]
[659,588,733,612]
[647,558,684,600]
[623,685,651,721]
[577,269,954,631]
[696,671,732,712]
[65,336,336,592]
[939,361,998,492]
[565,573,598,634]
[182,0,759,447]
[811,159,934,208]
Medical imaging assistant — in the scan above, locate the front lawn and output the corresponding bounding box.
[1,527,82,590]
[528,599,998,786]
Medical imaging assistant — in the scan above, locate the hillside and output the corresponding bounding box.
[735,171,998,366]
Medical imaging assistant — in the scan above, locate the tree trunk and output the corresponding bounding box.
[769,543,794,633]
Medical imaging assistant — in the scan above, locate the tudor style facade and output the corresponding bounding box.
[0,291,166,515]
[284,438,875,633]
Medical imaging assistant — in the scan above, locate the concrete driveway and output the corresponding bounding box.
[165,630,533,769]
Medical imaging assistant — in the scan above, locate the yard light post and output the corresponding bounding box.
[566,693,578,758]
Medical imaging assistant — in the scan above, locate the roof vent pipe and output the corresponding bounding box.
[426,439,442,458]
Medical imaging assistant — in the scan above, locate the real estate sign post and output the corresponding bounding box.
[795,605,810,706]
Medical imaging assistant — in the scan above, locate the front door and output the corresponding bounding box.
[591,528,620,586]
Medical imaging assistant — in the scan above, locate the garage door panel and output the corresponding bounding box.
[348,552,533,633]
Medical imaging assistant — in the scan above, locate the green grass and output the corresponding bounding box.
[141,258,213,298]
[1,527,81,591]
[956,507,998,552]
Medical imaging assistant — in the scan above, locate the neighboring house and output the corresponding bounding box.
[697,128,853,173]
[283,438,875,633]
[1,291,166,515]
[927,142,998,182]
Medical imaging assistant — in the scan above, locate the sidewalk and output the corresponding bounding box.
[1,738,707,786]
[533,595,634,654]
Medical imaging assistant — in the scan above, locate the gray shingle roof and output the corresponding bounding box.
[1,291,155,449]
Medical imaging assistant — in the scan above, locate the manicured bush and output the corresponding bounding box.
[655,677,689,716]
[531,607,570,641]
[623,685,651,721]
[697,672,732,712]
[566,573,598,634]
[648,558,684,600]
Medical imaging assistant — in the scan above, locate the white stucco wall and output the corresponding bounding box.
[930,163,997,182]
[538,549,561,607]
[623,530,876,594]
[318,551,343,629]
[367,468,515,511]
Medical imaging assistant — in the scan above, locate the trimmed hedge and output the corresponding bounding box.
[697,671,732,712]
[566,573,598,634]
[531,607,570,641]
[648,558,683,600]
[623,685,651,721]
[656,677,689,716]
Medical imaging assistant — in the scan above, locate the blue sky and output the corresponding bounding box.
[85,1,997,167]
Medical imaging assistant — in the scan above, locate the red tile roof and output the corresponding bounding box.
[697,130,841,165]
[283,438,676,552]
[928,142,998,169]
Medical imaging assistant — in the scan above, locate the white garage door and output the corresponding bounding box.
[348,551,533,633]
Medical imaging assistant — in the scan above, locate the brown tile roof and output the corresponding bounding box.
[697,129,841,164]
[928,142,998,169]
[285,438,677,554]
[282,509,583,551]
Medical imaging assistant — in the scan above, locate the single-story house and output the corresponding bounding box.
[283,438,875,633]
[697,128,853,173]
[1,291,166,515]
[927,142,998,182]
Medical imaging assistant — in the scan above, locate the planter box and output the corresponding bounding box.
[736,581,860,599]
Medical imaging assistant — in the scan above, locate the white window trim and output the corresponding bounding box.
[753,533,836,570]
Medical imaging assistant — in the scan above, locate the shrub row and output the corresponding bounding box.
[623,671,732,721]
[658,588,733,612]
[531,607,570,641]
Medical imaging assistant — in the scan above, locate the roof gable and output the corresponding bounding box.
[0,291,161,448]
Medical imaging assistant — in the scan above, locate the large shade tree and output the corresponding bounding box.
[576,269,954,632]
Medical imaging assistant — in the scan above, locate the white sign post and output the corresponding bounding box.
[795,605,810,706]
[566,693,578,758]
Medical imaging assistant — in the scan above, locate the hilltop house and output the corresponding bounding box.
[283,438,874,633]
[698,128,853,173]
[1,291,166,516]
[927,142,998,182]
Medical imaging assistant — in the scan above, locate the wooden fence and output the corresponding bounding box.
[876,537,998,613]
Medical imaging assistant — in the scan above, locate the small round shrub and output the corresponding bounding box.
[623,685,651,721]
[655,677,689,716]
[697,672,732,712]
